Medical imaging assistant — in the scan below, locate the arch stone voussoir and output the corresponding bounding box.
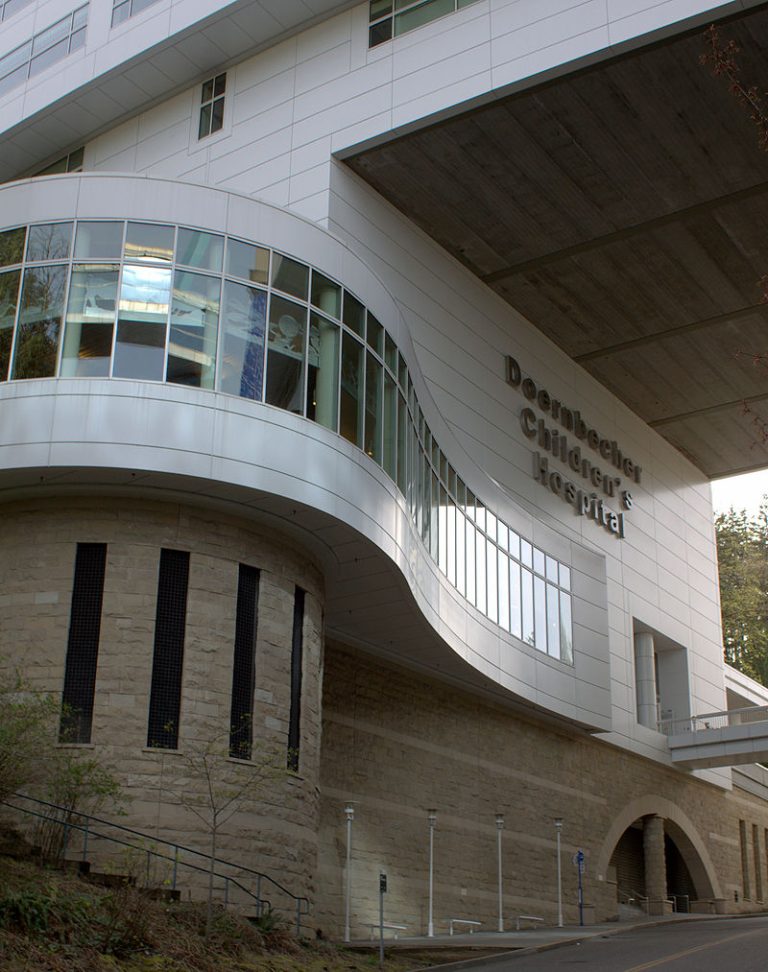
[597,795,720,900]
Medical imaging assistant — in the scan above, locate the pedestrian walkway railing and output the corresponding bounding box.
[2,792,310,935]
[658,704,768,736]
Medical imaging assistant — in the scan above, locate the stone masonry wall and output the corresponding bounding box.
[0,496,323,916]
[316,643,768,937]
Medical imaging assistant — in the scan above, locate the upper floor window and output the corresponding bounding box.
[35,147,84,177]
[112,0,160,27]
[0,5,87,99]
[1,0,34,23]
[198,73,226,140]
[369,0,481,47]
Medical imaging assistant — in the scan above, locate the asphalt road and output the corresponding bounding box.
[457,917,768,972]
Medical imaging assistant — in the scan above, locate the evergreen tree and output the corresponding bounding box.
[716,500,768,685]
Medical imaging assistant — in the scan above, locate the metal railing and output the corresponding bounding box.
[3,792,310,935]
[658,704,768,736]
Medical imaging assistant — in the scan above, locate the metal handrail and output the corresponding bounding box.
[658,704,768,736]
[5,792,309,934]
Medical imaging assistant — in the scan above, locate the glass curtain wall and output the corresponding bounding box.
[0,217,576,665]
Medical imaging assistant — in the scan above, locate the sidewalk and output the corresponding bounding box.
[348,913,755,970]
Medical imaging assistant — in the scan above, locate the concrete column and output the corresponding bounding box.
[643,814,671,915]
[635,631,657,729]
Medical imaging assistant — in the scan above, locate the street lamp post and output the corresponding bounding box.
[427,809,437,937]
[496,813,504,932]
[554,817,563,928]
[344,805,354,943]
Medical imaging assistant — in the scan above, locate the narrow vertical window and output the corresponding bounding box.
[59,543,107,743]
[287,588,305,772]
[754,824,763,901]
[229,565,259,759]
[146,549,189,749]
[199,73,226,139]
[740,819,751,900]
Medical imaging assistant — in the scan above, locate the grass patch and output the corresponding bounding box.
[0,857,441,971]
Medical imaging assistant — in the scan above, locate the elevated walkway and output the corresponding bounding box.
[660,705,768,769]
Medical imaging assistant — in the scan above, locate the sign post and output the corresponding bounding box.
[379,872,387,967]
[572,850,585,927]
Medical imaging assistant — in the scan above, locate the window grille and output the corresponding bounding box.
[146,549,189,749]
[287,588,305,772]
[229,564,260,759]
[198,73,226,139]
[0,5,87,98]
[59,543,107,743]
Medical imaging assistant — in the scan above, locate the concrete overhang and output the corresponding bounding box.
[345,3,768,479]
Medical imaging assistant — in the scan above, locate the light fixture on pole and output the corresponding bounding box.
[496,813,504,932]
[344,805,354,943]
[427,809,437,937]
[554,817,563,928]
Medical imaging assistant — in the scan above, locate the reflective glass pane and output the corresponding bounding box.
[307,312,339,430]
[12,264,67,379]
[475,499,485,534]
[533,547,546,576]
[446,494,456,586]
[124,222,174,263]
[69,25,86,51]
[397,392,407,494]
[61,264,118,377]
[475,530,486,615]
[421,453,431,547]
[27,222,72,262]
[75,221,123,260]
[521,567,534,646]
[198,103,212,139]
[560,593,573,665]
[0,269,20,380]
[32,16,69,55]
[271,254,307,299]
[497,522,509,552]
[520,538,532,569]
[364,352,382,461]
[385,334,397,372]
[466,516,476,606]
[367,312,383,355]
[213,73,226,97]
[546,555,558,582]
[29,38,67,76]
[498,547,509,633]
[429,471,439,562]
[486,539,498,624]
[340,332,364,447]
[370,0,392,19]
[219,281,266,400]
[455,509,466,596]
[509,560,522,639]
[227,239,269,285]
[394,0,453,33]
[0,227,25,267]
[533,575,547,652]
[508,529,520,562]
[167,270,220,388]
[311,270,340,318]
[211,98,224,133]
[486,509,497,541]
[547,584,560,659]
[113,264,171,380]
[201,79,213,102]
[266,294,306,413]
[343,291,365,337]
[559,564,571,591]
[177,228,223,272]
[369,19,392,45]
[383,372,397,480]
[438,485,448,576]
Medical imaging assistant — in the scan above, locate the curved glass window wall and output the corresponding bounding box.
[0,219,574,665]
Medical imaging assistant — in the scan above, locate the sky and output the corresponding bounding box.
[711,469,768,516]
